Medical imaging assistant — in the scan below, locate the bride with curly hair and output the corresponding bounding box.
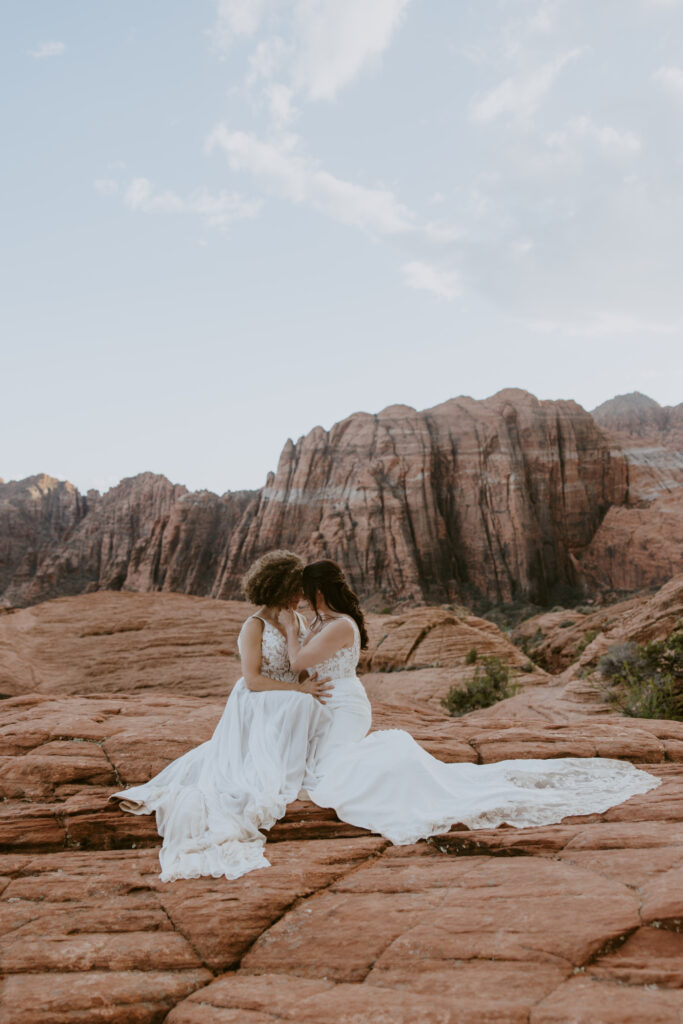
[112,550,332,882]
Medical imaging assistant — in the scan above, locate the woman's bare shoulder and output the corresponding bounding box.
[239,616,265,639]
[325,616,355,640]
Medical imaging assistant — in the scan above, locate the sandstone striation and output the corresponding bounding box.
[1,584,683,1021]
[0,590,547,702]
[214,389,629,607]
[514,571,683,674]
[6,388,676,611]
[591,391,683,449]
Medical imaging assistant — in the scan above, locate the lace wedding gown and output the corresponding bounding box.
[111,616,330,881]
[305,616,661,844]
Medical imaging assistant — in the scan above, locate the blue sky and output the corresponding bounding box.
[3,0,683,495]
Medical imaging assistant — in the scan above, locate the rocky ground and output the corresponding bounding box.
[0,583,682,1022]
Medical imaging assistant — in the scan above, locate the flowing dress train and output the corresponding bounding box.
[111,616,330,881]
[305,616,662,845]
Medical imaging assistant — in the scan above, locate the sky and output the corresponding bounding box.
[3,0,683,496]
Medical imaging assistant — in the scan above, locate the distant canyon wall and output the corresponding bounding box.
[2,388,682,609]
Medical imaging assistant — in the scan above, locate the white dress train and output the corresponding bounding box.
[305,616,662,845]
[111,616,330,881]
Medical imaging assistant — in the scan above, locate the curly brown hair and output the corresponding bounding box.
[241,550,304,608]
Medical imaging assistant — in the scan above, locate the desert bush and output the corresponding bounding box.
[465,648,478,665]
[480,601,544,631]
[559,619,576,629]
[574,628,600,656]
[514,628,552,670]
[598,628,683,721]
[515,628,544,655]
[598,641,644,679]
[441,656,519,717]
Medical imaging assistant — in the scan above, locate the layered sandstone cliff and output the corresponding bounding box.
[577,392,683,593]
[214,389,628,606]
[2,389,681,609]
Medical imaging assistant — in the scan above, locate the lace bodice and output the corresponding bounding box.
[238,616,303,683]
[307,615,361,680]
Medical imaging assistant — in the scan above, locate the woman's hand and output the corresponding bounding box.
[298,671,334,704]
[278,608,298,635]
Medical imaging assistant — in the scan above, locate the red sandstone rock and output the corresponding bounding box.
[0,591,549,718]
[0,581,681,1022]
[530,975,683,1023]
[0,475,85,609]
[591,391,683,450]
[587,926,683,988]
[214,389,629,607]
[512,571,683,674]
[6,389,671,611]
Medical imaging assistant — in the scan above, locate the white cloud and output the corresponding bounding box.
[402,261,460,301]
[210,0,267,51]
[96,177,262,230]
[654,65,683,99]
[546,116,641,158]
[470,48,583,123]
[214,0,411,117]
[28,40,65,59]
[207,125,417,236]
[265,82,296,127]
[290,0,411,101]
[94,179,120,197]
[526,312,679,336]
[528,1,561,33]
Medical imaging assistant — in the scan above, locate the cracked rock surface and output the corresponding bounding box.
[0,588,682,1022]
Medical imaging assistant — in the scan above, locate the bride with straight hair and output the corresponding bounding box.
[280,559,661,845]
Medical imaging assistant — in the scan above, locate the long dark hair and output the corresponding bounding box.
[302,560,369,649]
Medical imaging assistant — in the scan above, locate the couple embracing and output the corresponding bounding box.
[113,551,660,883]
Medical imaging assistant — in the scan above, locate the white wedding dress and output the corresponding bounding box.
[304,616,662,844]
[114,612,661,882]
[112,615,331,881]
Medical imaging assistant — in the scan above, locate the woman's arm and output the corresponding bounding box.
[240,618,333,702]
[280,612,354,672]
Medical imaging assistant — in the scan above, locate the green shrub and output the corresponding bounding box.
[441,656,519,717]
[558,619,576,629]
[465,648,478,665]
[598,627,683,721]
[514,628,551,670]
[574,628,600,656]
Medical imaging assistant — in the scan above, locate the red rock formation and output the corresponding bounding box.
[591,390,683,447]
[573,392,683,594]
[215,388,628,606]
[0,591,546,706]
[0,475,86,605]
[3,388,683,609]
[2,474,255,608]
[0,581,682,1021]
